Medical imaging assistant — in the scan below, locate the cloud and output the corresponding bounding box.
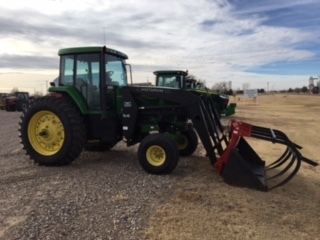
[0,0,318,91]
[0,54,58,69]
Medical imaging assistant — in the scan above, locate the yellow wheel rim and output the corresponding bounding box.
[28,111,65,156]
[146,145,166,166]
[176,134,188,150]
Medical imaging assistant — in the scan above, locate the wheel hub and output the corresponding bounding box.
[175,134,188,150]
[28,111,65,156]
[39,129,49,138]
[146,146,166,166]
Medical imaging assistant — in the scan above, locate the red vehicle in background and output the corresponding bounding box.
[5,92,30,112]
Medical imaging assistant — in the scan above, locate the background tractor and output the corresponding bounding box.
[19,46,317,191]
[5,91,30,112]
[153,70,236,117]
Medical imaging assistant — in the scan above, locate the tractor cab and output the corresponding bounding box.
[57,46,129,111]
[154,70,187,89]
[48,46,131,147]
[154,70,203,90]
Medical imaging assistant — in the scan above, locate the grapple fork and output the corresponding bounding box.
[214,120,318,191]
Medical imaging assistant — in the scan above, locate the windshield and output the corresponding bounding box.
[157,75,180,88]
[16,92,29,100]
[105,54,127,86]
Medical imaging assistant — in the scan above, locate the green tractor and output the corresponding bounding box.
[19,46,317,191]
[153,70,236,117]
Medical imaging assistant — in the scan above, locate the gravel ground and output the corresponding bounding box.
[0,110,185,239]
[1,94,319,240]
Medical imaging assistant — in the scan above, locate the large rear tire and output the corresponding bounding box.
[138,133,179,174]
[19,97,86,166]
[175,128,198,156]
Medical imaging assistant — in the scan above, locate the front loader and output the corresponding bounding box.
[19,46,318,191]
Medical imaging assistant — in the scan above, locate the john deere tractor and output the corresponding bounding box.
[153,70,236,117]
[19,46,317,191]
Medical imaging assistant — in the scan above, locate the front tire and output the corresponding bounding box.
[138,133,179,174]
[175,128,198,156]
[19,97,86,166]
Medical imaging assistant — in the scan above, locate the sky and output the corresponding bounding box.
[0,0,319,94]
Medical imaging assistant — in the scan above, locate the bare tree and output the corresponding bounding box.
[186,74,208,89]
[10,87,19,94]
[34,90,44,97]
[211,82,228,92]
[198,79,206,87]
[301,86,308,93]
[185,74,197,81]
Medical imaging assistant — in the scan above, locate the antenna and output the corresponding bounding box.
[103,27,106,45]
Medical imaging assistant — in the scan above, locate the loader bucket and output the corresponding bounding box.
[221,137,268,191]
[214,120,318,191]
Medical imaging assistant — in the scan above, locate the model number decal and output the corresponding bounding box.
[124,102,132,107]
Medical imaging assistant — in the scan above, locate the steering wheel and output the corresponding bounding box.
[107,71,114,77]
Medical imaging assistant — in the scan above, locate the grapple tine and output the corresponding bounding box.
[266,147,291,170]
[267,151,297,180]
[267,152,302,190]
[301,157,319,166]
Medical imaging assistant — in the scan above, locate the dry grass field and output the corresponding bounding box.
[0,93,319,240]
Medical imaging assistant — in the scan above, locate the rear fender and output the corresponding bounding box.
[48,86,89,114]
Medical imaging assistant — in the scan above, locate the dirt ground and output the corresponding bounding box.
[0,93,319,240]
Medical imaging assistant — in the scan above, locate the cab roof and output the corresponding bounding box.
[58,46,128,59]
[153,70,188,76]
